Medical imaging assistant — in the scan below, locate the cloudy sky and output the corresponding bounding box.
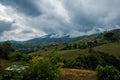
[0,0,120,41]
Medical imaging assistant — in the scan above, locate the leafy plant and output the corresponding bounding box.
[96,65,120,80]
[23,57,60,80]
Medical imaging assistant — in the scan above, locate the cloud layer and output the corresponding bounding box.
[0,0,120,41]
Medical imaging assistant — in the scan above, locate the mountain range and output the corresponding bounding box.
[2,29,119,53]
[10,33,90,44]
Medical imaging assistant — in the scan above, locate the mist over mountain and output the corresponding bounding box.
[9,32,89,44]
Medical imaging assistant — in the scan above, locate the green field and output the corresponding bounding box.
[94,42,120,57]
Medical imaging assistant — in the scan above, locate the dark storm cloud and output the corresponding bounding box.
[61,0,120,32]
[0,20,13,34]
[0,0,41,16]
[0,0,120,41]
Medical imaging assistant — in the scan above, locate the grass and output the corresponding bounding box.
[30,41,120,59]
[58,68,96,80]
[29,50,49,56]
[57,49,89,58]
[0,57,11,70]
[57,41,120,58]
[94,42,120,57]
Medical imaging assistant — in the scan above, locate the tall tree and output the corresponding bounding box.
[0,41,14,59]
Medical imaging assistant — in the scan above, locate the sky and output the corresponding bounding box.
[0,0,120,41]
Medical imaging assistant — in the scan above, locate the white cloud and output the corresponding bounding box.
[0,4,14,21]
[34,0,70,22]
[0,3,45,41]
[0,0,120,41]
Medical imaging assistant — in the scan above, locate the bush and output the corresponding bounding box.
[104,32,119,42]
[8,52,31,62]
[23,57,60,80]
[0,70,23,80]
[75,54,99,69]
[96,65,120,80]
[0,41,14,59]
[0,64,2,71]
[63,58,77,68]
[62,52,120,70]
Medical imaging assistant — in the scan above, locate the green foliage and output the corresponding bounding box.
[0,41,14,59]
[0,64,2,71]
[61,51,120,70]
[0,70,23,80]
[8,52,31,62]
[73,43,77,49]
[75,53,99,69]
[95,52,120,70]
[87,41,93,47]
[104,32,119,42]
[96,65,120,80]
[61,42,88,50]
[0,56,61,80]
[0,41,31,61]
[23,57,60,80]
[0,62,28,80]
[63,58,77,68]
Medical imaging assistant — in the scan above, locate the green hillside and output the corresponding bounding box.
[94,42,120,57]
[30,29,120,58]
[56,42,120,58]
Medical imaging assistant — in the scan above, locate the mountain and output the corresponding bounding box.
[14,29,119,44]
[30,29,120,57]
[21,33,89,44]
[10,33,89,53]
[8,29,120,53]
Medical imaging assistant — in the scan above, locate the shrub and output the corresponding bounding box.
[75,54,99,69]
[104,32,119,41]
[23,57,60,80]
[8,52,31,62]
[0,70,23,80]
[0,41,14,59]
[0,64,2,71]
[96,65,120,80]
[63,52,120,70]
[63,58,77,68]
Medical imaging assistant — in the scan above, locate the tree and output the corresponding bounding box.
[23,57,60,80]
[96,65,120,80]
[72,43,77,49]
[75,54,99,69]
[87,41,93,48]
[104,32,118,41]
[0,41,14,59]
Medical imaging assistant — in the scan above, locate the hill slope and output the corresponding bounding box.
[94,42,120,57]
[56,41,120,58]
[29,29,120,58]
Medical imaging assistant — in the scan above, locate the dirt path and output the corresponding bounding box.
[58,68,96,80]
